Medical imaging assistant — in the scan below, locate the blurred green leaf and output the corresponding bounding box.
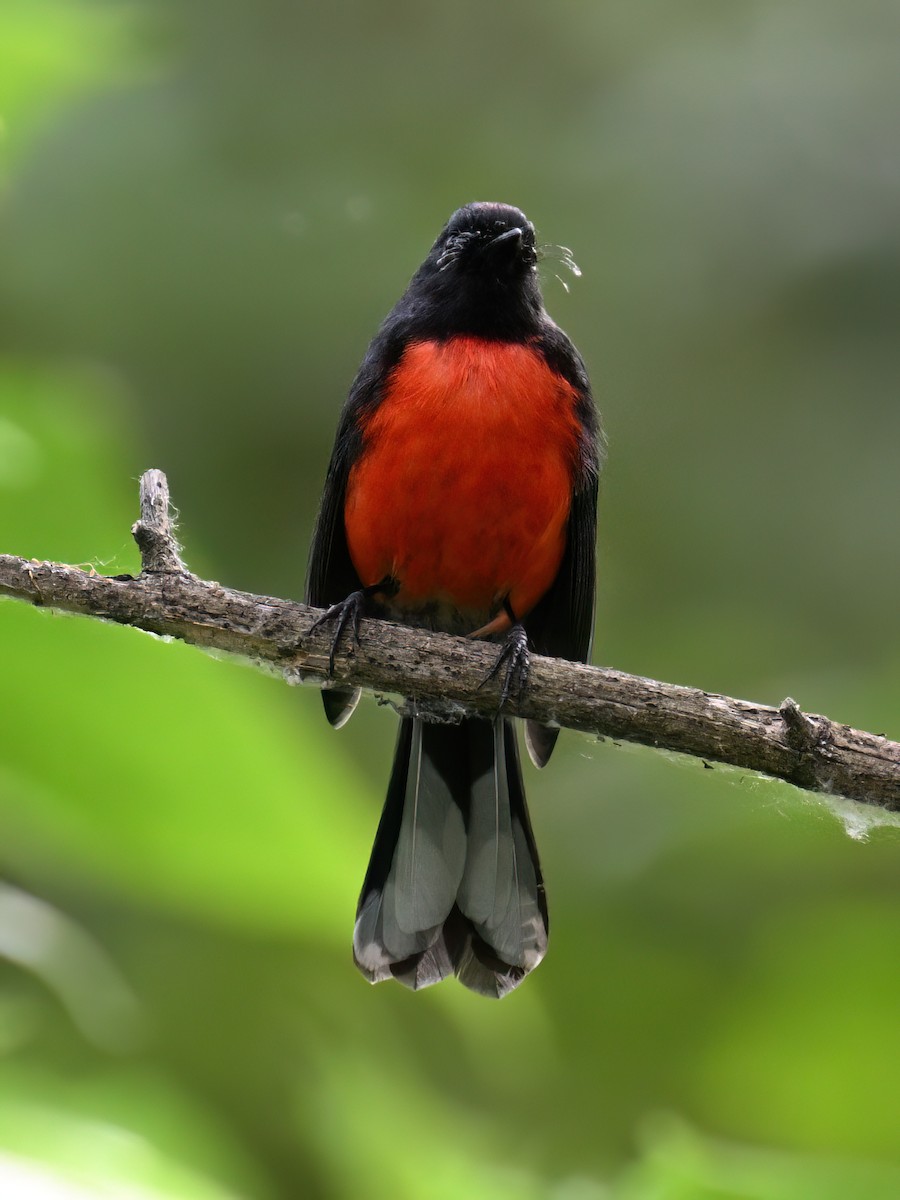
[0,362,370,934]
[0,1063,269,1199]
[614,1117,900,1200]
[0,0,141,177]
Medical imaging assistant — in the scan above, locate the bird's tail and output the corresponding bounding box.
[353,716,548,998]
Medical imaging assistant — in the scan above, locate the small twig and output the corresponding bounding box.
[779,697,819,754]
[130,468,187,575]
[779,696,827,791]
[1,470,898,813]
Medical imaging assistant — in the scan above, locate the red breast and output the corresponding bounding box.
[344,336,581,627]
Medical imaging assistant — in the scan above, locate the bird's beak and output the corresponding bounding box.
[487,227,524,253]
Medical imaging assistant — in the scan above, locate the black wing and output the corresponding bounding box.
[306,412,364,611]
[526,472,598,665]
[306,327,406,726]
[306,408,365,727]
[523,323,602,766]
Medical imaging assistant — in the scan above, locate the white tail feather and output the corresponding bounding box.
[458,721,547,969]
[381,720,466,949]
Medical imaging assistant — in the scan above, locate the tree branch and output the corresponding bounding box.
[130,467,188,575]
[1,471,898,812]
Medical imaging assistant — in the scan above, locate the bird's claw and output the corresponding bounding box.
[480,623,530,710]
[309,591,366,675]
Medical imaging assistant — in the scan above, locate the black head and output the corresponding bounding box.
[433,202,538,276]
[399,202,545,341]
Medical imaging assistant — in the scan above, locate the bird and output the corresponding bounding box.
[306,201,600,997]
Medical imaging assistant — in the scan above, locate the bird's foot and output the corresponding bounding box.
[480,622,530,710]
[309,592,366,675]
[309,577,395,675]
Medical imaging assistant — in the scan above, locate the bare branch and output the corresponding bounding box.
[1,470,897,813]
[130,468,188,574]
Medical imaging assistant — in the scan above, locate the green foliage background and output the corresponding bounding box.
[0,2,898,1197]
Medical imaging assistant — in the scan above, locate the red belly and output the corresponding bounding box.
[344,337,580,626]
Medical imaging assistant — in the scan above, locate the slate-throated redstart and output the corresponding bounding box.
[307,202,600,997]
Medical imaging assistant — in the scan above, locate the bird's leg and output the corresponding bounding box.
[477,600,530,710]
[310,576,396,675]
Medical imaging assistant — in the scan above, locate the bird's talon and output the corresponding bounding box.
[482,623,530,711]
[310,590,367,677]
